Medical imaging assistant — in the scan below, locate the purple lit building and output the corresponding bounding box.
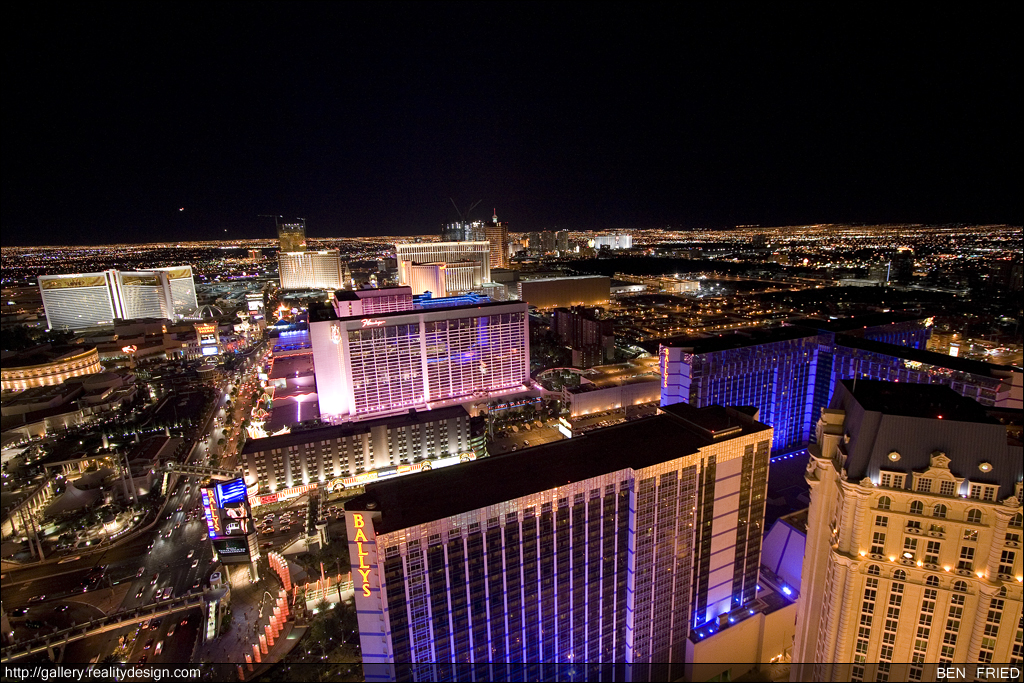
[345,402,773,681]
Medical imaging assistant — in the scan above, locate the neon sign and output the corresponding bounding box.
[201,489,221,538]
[361,319,386,328]
[352,513,373,597]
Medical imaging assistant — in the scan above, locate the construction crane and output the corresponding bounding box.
[449,199,482,224]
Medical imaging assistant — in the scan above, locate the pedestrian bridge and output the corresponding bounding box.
[2,588,216,662]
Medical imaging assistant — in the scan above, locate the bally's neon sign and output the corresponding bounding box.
[352,513,373,597]
[361,319,386,328]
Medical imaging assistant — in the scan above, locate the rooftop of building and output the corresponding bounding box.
[518,275,609,283]
[333,286,411,301]
[308,299,526,324]
[789,311,928,332]
[647,324,818,354]
[345,402,770,534]
[242,405,472,455]
[834,334,1021,376]
[1,343,94,368]
[833,380,1022,491]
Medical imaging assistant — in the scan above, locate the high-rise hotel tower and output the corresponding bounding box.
[793,380,1023,681]
[395,241,491,296]
[39,266,198,330]
[310,300,529,421]
[345,402,773,681]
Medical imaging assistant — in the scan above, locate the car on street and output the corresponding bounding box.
[151,573,160,585]
[155,641,163,655]
[191,559,199,568]
[167,623,176,637]
[144,638,154,650]
[53,604,69,613]
[187,549,194,558]
[136,587,145,599]
[11,607,28,617]
[136,567,146,578]
[28,595,45,603]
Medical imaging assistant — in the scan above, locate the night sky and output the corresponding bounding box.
[2,3,1019,245]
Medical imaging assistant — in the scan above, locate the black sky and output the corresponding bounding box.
[2,3,1019,245]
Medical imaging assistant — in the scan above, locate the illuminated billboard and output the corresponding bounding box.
[202,478,254,540]
[212,538,253,564]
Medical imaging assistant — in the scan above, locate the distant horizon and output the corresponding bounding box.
[4,221,1020,250]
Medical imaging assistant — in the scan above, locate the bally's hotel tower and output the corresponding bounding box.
[345,402,773,681]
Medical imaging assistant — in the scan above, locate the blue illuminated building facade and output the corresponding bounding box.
[660,325,1019,453]
[346,403,773,681]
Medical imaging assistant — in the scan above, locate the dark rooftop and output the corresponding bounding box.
[242,405,471,455]
[789,312,927,333]
[1,343,93,368]
[645,325,818,354]
[841,379,997,423]
[833,380,1022,493]
[345,403,770,534]
[835,334,1019,377]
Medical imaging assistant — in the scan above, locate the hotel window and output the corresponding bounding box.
[910,500,924,515]
[939,480,956,496]
[875,515,888,528]
[871,533,886,556]
[925,541,941,565]
[970,484,983,499]
[999,550,1016,576]
[983,486,997,501]
[957,546,975,572]
[903,537,918,561]
[1012,512,1023,528]
[877,496,891,511]
[963,528,979,542]
[917,477,932,493]
[967,509,983,524]
[933,504,947,519]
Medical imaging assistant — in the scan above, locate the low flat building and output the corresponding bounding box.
[239,405,486,496]
[1,344,102,391]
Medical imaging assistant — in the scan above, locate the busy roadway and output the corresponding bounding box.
[1,345,270,664]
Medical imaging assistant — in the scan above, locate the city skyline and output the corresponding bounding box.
[1,3,1021,679]
[2,5,1019,246]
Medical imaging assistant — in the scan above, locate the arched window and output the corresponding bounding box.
[910,500,923,515]
[878,496,891,511]
[997,586,1006,597]
[933,504,948,519]
[967,509,983,525]
[926,575,939,587]
[1011,512,1023,528]
[953,581,968,593]
[867,564,881,576]
[893,569,906,581]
